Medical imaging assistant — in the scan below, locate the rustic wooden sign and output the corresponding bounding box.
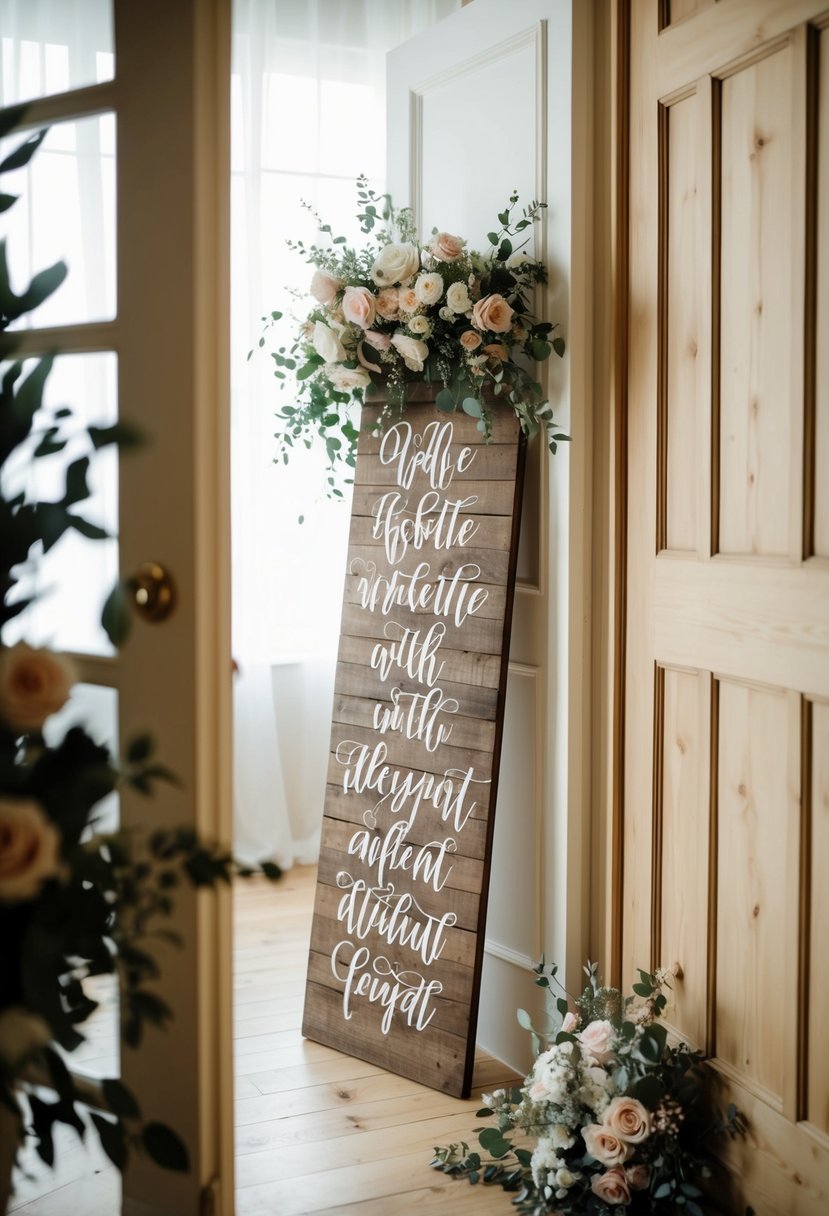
[302,389,526,1097]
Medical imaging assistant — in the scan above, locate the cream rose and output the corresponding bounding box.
[414,272,444,306]
[578,1018,616,1062]
[460,330,482,352]
[325,363,370,391]
[0,1007,52,1069]
[375,287,400,320]
[605,1096,652,1144]
[0,798,61,903]
[626,1164,649,1191]
[309,268,343,305]
[408,315,431,337]
[430,231,465,262]
[582,1124,632,1167]
[342,285,377,330]
[471,292,515,333]
[370,241,419,286]
[0,644,76,734]
[312,320,346,363]
[390,333,429,372]
[591,1167,632,1206]
[446,281,472,313]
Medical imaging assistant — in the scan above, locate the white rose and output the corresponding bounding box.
[408,315,431,336]
[446,281,472,313]
[390,333,429,372]
[0,1007,52,1070]
[312,320,345,363]
[325,363,370,391]
[438,306,454,321]
[414,272,443,306]
[0,644,76,733]
[507,250,535,269]
[370,242,420,286]
[0,798,62,903]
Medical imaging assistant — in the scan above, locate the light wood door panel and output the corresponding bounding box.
[625,1,829,1210]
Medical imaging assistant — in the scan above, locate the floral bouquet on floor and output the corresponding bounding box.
[431,963,745,1215]
[254,176,567,497]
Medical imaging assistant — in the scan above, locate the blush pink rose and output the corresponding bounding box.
[375,287,400,319]
[582,1125,632,1168]
[561,1011,580,1033]
[430,231,465,262]
[605,1096,652,1144]
[0,798,61,903]
[460,330,482,351]
[578,1019,616,1062]
[471,292,514,333]
[342,285,376,330]
[309,268,343,305]
[591,1167,632,1205]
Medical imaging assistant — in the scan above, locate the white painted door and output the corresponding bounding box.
[387,0,593,1072]
[0,2,233,1213]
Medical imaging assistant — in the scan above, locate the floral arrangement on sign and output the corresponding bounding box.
[255,176,567,497]
[431,962,745,1215]
[0,107,280,1208]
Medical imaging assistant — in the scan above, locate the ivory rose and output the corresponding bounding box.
[408,315,431,336]
[471,292,514,333]
[578,1018,616,1062]
[626,1164,650,1191]
[0,1007,52,1069]
[429,231,465,262]
[309,267,343,305]
[370,241,419,286]
[460,330,482,351]
[312,320,345,363]
[446,281,472,313]
[375,287,400,319]
[0,644,76,734]
[342,285,376,330]
[605,1096,652,1144]
[414,272,444,306]
[0,797,61,903]
[591,1167,632,1205]
[325,363,370,391]
[582,1124,631,1167]
[390,333,428,372]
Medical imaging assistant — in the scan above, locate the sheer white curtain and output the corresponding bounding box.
[230,0,459,868]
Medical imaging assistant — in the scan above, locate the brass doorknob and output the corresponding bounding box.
[129,562,176,623]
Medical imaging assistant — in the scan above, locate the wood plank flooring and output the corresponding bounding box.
[10,865,520,1214]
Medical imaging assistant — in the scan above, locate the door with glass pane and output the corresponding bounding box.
[0,2,233,1214]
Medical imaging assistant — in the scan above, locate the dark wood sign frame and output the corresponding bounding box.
[302,388,526,1097]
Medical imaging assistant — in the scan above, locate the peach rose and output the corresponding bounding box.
[375,287,400,319]
[578,1019,616,1063]
[582,1124,632,1167]
[430,231,465,262]
[591,1167,632,1205]
[605,1096,652,1144]
[460,330,482,351]
[0,798,61,903]
[0,1007,52,1069]
[342,285,376,330]
[309,268,343,305]
[398,287,419,314]
[483,343,509,362]
[625,1164,649,1191]
[0,644,76,734]
[471,292,514,333]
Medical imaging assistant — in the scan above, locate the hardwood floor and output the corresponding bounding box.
[11,866,521,1214]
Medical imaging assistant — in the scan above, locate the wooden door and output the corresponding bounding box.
[0,3,233,1213]
[624,1,829,1211]
[387,0,594,1073]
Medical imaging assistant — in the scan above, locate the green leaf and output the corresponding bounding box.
[0,192,18,213]
[435,387,455,412]
[260,861,282,882]
[127,733,154,763]
[0,126,48,173]
[516,1008,533,1031]
[552,336,566,357]
[102,580,132,647]
[102,1078,141,1120]
[91,1112,128,1171]
[142,1121,189,1172]
[461,396,482,418]
[487,231,499,245]
[63,456,90,505]
[478,1127,511,1158]
[69,515,109,540]
[531,338,552,361]
[87,420,144,450]
[497,239,513,260]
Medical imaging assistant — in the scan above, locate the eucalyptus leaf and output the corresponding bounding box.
[142,1121,189,1171]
